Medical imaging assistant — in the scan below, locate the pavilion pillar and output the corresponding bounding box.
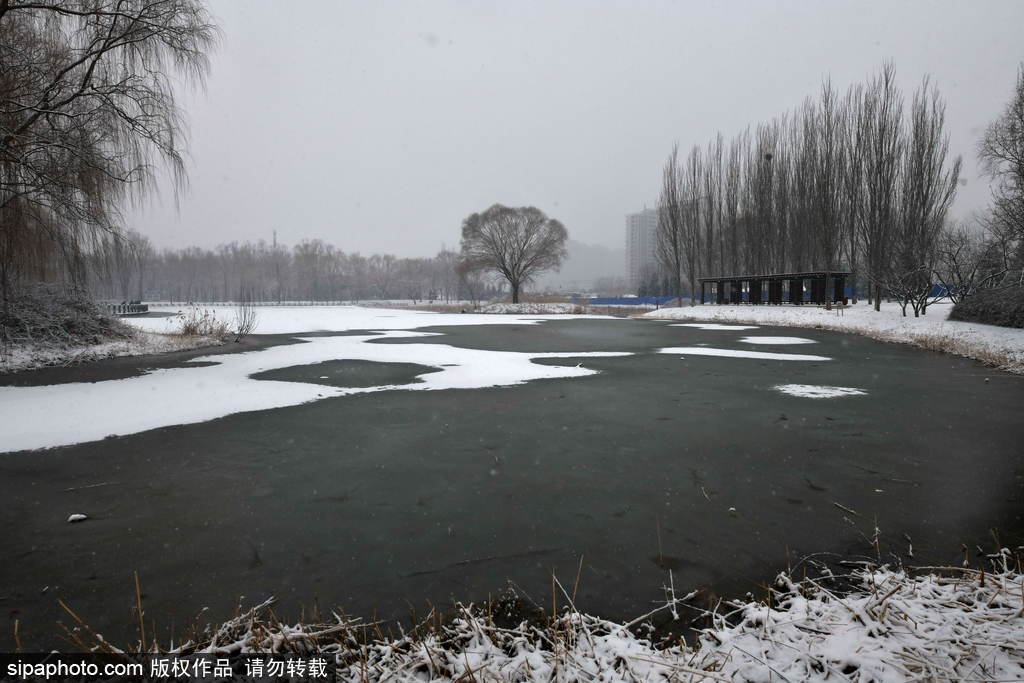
[789,279,802,305]
[750,279,762,304]
[810,278,825,304]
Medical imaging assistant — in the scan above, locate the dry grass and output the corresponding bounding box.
[47,552,1024,681]
[171,307,231,339]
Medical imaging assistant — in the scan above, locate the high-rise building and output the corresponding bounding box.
[625,207,658,290]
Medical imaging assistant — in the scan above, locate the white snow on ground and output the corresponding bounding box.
[660,347,831,361]
[129,304,608,335]
[669,322,760,330]
[775,384,867,398]
[646,301,1024,373]
[0,332,219,374]
[479,302,580,314]
[174,564,1024,682]
[740,335,816,345]
[0,328,630,453]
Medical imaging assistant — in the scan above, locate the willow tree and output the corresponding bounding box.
[0,0,219,314]
[459,204,568,303]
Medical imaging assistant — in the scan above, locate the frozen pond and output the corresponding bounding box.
[1,310,1022,649]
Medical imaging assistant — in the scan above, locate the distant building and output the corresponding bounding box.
[625,207,658,290]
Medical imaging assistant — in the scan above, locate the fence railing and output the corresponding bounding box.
[99,302,149,316]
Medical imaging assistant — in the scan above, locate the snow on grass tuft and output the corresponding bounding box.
[775,384,867,398]
[740,336,817,345]
[72,560,1024,682]
[660,347,831,361]
[646,302,1024,374]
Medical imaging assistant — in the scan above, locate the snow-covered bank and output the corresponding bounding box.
[90,560,1023,682]
[645,302,1024,373]
[480,302,582,314]
[0,332,219,374]
[129,304,611,335]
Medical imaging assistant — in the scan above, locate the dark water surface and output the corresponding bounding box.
[2,318,1022,649]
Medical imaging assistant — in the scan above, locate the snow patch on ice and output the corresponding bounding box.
[775,384,867,398]
[669,323,759,330]
[660,347,831,361]
[739,336,817,345]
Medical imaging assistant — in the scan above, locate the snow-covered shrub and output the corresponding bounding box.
[951,286,1024,328]
[233,300,258,341]
[0,283,132,349]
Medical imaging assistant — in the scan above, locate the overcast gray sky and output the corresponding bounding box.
[129,0,1024,257]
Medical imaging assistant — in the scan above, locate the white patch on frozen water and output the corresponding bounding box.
[0,330,631,453]
[739,336,817,345]
[669,323,759,331]
[659,347,830,361]
[774,384,867,398]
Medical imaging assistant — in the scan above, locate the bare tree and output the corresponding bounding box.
[814,80,845,308]
[840,83,866,303]
[0,0,218,315]
[858,63,904,311]
[723,132,744,275]
[656,144,686,305]
[933,221,1009,303]
[887,77,961,316]
[978,64,1024,247]
[459,204,568,304]
[681,146,704,299]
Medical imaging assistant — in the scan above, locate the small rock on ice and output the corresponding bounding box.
[67,513,88,523]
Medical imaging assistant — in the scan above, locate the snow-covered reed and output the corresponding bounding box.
[66,555,1024,682]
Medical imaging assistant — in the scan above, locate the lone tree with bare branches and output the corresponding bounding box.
[459,204,568,304]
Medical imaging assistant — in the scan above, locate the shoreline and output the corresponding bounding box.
[643,301,1024,374]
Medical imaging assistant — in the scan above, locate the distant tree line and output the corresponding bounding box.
[86,234,502,304]
[657,63,969,315]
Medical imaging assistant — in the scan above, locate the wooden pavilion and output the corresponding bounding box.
[697,271,851,305]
